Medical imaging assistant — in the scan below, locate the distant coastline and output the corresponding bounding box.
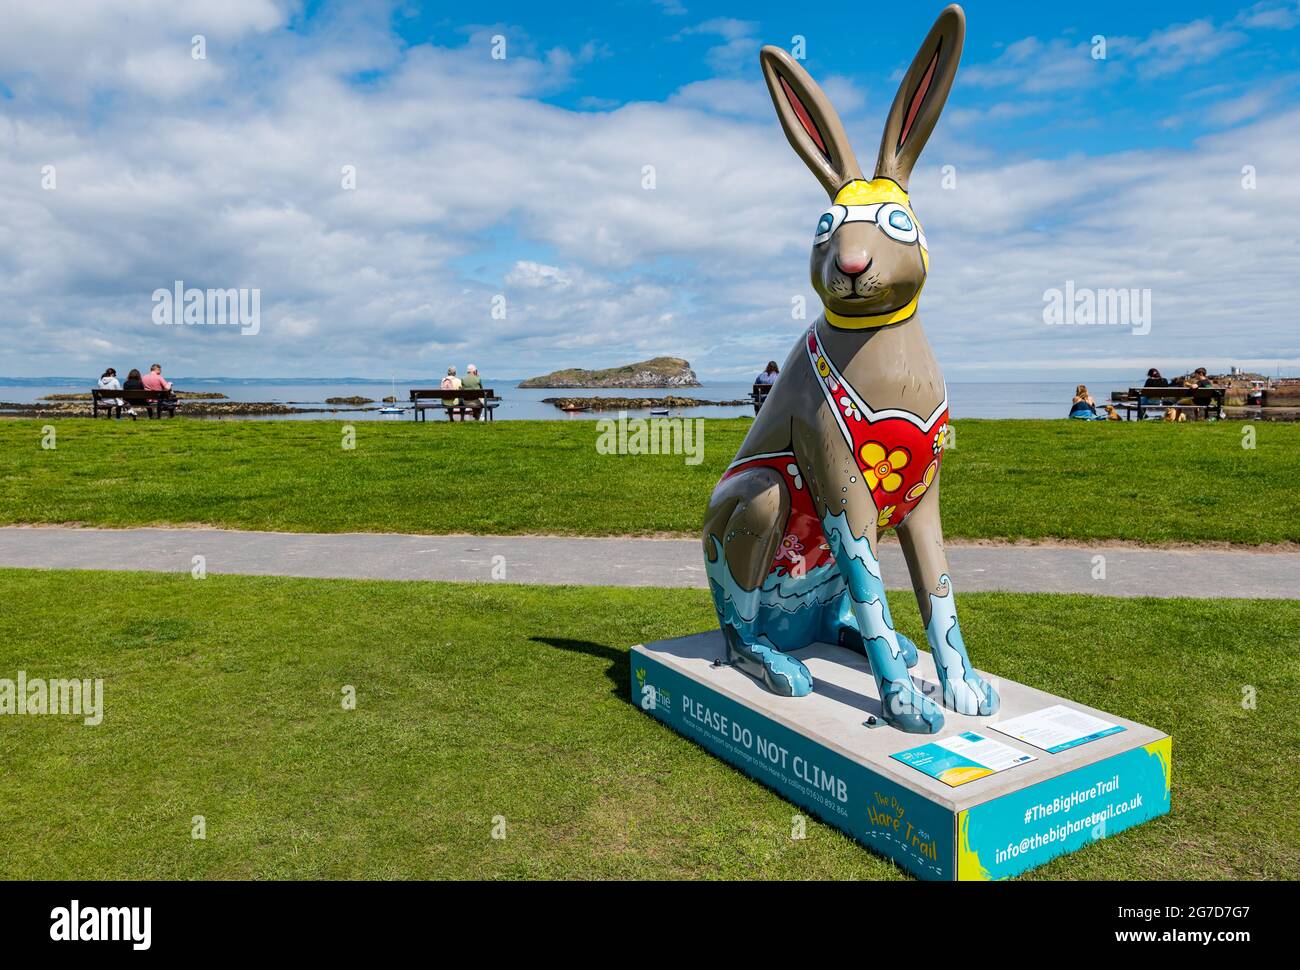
[3,372,1297,422]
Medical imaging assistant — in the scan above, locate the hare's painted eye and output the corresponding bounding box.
[878,203,919,244]
[813,205,846,245]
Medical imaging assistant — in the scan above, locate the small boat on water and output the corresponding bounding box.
[650,407,670,416]
[378,377,405,414]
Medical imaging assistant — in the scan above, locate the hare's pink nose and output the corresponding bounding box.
[836,250,870,275]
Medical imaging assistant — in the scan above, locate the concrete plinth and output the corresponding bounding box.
[632,631,1171,880]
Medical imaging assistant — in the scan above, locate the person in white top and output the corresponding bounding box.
[440,366,463,421]
[97,367,134,417]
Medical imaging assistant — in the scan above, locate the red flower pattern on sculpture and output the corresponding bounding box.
[861,441,909,492]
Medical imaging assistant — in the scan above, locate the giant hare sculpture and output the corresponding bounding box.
[702,4,998,734]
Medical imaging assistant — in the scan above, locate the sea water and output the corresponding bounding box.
[0,376,1127,420]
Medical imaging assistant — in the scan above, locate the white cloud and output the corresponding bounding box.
[0,0,286,103]
[1232,0,1300,30]
[1203,88,1275,125]
[962,7,1278,93]
[1131,19,1248,78]
[654,0,688,16]
[668,78,769,118]
[963,37,1103,94]
[679,18,757,42]
[676,18,761,75]
[506,261,573,289]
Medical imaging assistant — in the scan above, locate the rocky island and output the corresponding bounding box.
[542,395,748,412]
[518,356,701,389]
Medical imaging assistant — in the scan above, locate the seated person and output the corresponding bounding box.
[753,361,779,413]
[1140,367,1167,407]
[139,364,177,414]
[123,368,145,391]
[141,363,171,392]
[97,368,131,418]
[1069,384,1107,420]
[141,363,173,397]
[461,364,484,421]
[440,366,463,421]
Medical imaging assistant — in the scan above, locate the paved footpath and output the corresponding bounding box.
[0,527,1296,598]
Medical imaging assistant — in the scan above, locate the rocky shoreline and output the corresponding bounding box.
[0,391,383,418]
[40,391,232,401]
[542,395,748,411]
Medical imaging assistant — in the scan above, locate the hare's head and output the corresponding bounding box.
[760,5,965,330]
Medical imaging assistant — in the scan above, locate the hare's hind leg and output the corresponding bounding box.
[703,468,814,697]
[822,591,919,668]
[896,475,999,716]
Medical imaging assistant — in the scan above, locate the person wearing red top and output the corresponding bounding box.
[138,363,179,417]
[140,364,171,394]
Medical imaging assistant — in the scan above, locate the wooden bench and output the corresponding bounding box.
[91,387,180,419]
[751,381,773,415]
[1111,387,1224,421]
[408,388,500,422]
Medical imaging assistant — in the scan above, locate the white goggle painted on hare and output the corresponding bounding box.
[814,203,927,249]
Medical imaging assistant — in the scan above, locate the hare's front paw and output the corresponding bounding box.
[940,672,1000,717]
[880,679,944,734]
[726,632,813,697]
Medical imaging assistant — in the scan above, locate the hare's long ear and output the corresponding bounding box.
[874,3,965,190]
[760,45,862,198]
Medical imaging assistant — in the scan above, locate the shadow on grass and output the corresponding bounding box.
[530,636,631,700]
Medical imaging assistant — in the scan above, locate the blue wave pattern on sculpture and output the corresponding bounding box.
[924,574,1000,716]
[704,533,845,695]
[821,510,943,733]
[704,523,942,731]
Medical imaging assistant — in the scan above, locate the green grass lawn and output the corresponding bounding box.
[1,418,1296,544]
[0,568,1293,880]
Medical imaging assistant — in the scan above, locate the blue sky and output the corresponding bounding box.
[393,0,1300,155]
[1,0,1297,381]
